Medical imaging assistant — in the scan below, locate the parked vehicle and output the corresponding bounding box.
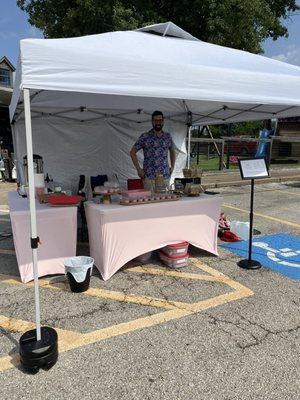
[224,139,258,156]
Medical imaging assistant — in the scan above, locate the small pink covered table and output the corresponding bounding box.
[8,191,77,283]
[85,195,222,280]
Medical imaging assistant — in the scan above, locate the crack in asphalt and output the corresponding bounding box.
[122,263,221,309]
[205,312,300,351]
[44,302,115,327]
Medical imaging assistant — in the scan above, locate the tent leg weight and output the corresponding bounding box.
[19,326,58,373]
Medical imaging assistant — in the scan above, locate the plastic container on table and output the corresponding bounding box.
[161,241,189,257]
[159,251,189,269]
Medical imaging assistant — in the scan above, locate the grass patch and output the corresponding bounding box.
[191,155,300,171]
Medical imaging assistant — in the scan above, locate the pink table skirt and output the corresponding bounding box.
[85,195,222,280]
[8,191,77,283]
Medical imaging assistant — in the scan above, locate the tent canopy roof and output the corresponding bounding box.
[10,22,300,124]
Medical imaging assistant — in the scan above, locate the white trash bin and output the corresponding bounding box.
[64,256,94,292]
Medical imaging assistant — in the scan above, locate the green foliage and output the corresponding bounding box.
[220,121,264,137]
[17,0,299,53]
[192,120,263,138]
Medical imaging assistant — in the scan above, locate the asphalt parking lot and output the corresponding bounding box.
[0,181,299,400]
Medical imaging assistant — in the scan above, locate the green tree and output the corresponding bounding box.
[17,0,299,53]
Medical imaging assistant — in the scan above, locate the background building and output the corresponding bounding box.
[275,117,300,161]
[0,56,15,179]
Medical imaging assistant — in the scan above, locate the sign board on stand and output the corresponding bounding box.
[238,157,269,180]
[237,157,270,270]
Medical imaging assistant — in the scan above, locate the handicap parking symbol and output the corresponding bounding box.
[253,242,300,269]
[251,234,300,279]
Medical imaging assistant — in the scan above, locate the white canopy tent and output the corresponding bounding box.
[10,22,300,188]
[9,22,300,339]
[10,21,300,123]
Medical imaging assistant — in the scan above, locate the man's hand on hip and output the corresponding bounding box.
[138,168,145,179]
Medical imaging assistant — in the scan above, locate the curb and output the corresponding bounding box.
[202,175,300,189]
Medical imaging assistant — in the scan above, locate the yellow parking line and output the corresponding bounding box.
[0,315,35,332]
[253,188,300,197]
[41,280,185,310]
[0,275,22,284]
[86,287,183,310]
[0,274,186,310]
[223,204,300,228]
[0,256,253,309]
[0,280,253,373]
[0,260,254,373]
[191,258,254,294]
[0,315,85,373]
[81,308,192,346]
[281,190,300,197]
[127,259,253,296]
[126,265,224,282]
[185,289,252,313]
[0,260,249,308]
[0,310,192,373]
[0,355,20,372]
[0,315,83,346]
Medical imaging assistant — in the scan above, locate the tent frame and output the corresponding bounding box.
[23,88,42,340]
[13,96,298,129]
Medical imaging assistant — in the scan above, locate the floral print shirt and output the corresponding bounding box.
[134,129,174,179]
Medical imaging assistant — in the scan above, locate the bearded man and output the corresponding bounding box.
[130,110,176,190]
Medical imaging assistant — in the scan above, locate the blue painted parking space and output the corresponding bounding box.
[221,233,300,280]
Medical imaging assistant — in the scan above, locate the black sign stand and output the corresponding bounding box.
[237,157,269,270]
[237,178,261,269]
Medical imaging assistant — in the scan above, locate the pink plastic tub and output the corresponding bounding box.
[159,251,189,269]
[161,241,189,257]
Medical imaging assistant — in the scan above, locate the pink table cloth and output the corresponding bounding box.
[8,191,77,283]
[85,195,222,280]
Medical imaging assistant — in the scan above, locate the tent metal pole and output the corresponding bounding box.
[23,88,41,341]
[10,122,17,175]
[163,22,171,36]
[185,108,193,169]
[10,122,22,183]
[206,125,227,169]
[187,125,191,168]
